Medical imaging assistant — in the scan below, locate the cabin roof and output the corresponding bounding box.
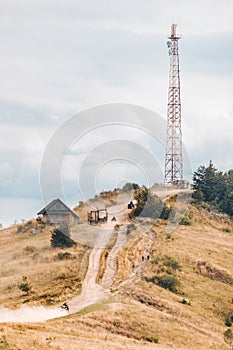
[37,198,79,219]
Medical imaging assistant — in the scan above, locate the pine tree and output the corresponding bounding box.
[192,162,233,217]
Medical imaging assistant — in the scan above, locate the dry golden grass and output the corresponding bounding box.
[0,221,91,308]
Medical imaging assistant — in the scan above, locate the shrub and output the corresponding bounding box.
[160,204,172,220]
[144,276,157,284]
[179,215,191,225]
[224,328,233,348]
[24,245,36,253]
[157,274,180,292]
[166,232,172,240]
[16,224,24,234]
[225,318,232,327]
[18,276,32,295]
[180,298,191,305]
[152,257,159,265]
[163,256,181,271]
[77,201,84,208]
[51,226,76,248]
[126,223,136,235]
[57,252,72,260]
[122,182,139,192]
[143,336,158,343]
[225,314,233,327]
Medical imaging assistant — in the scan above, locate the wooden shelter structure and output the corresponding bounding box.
[87,209,108,225]
[37,198,79,224]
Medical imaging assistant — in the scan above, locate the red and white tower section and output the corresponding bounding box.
[164,24,183,186]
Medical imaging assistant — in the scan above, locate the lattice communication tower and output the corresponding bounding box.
[164,24,183,186]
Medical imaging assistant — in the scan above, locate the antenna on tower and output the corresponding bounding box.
[164,24,183,187]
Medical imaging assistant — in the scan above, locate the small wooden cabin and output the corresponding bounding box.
[37,198,79,224]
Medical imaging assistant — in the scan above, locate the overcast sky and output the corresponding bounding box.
[0,0,232,227]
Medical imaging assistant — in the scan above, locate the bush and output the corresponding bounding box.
[160,204,172,220]
[57,252,72,260]
[122,182,139,192]
[18,276,32,295]
[143,336,158,343]
[126,223,136,235]
[16,224,24,234]
[163,256,181,271]
[157,274,180,292]
[180,298,191,305]
[224,328,233,348]
[24,245,36,253]
[152,257,160,265]
[225,318,232,327]
[225,314,233,327]
[51,226,76,249]
[179,215,191,225]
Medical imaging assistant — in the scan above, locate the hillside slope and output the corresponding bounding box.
[0,202,233,350]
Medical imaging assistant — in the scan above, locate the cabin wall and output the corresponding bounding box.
[41,213,78,224]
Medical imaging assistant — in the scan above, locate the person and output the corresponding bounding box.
[61,302,69,312]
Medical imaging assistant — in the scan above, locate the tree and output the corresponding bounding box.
[192,162,233,217]
[193,161,219,203]
[192,165,206,196]
[122,182,139,192]
[141,194,163,219]
[51,225,76,248]
[128,185,164,220]
[220,170,233,216]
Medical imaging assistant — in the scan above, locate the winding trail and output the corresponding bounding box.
[101,225,127,288]
[69,223,115,313]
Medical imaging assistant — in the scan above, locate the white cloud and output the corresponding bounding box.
[0,0,232,225]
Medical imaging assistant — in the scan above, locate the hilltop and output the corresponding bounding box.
[0,189,233,350]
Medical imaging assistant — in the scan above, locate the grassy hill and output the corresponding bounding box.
[0,196,233,350]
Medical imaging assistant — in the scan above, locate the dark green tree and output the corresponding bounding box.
[129,186,163,219]
[220,170,233,216]
[193,161,219,203]
[51,225,76,248]
[192,162,233,217]
[122,182,139,192]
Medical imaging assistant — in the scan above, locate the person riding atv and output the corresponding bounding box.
[60,302,69,312]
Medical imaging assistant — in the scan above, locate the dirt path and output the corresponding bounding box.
[101,225,127,288]
[69,221,116,313]
[69,202,130,312]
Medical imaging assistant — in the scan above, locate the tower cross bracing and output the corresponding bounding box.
[164,24,183,186]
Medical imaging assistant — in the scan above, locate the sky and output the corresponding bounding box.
[0,0,232,227]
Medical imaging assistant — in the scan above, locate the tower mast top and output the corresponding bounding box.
[168,23,181,40]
